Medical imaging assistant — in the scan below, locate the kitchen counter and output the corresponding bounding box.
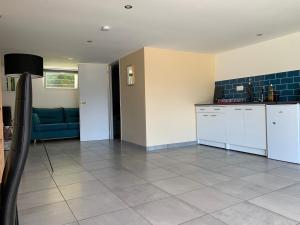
[195,101,300,106]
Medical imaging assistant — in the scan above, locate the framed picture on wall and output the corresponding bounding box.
[127,65,135,86]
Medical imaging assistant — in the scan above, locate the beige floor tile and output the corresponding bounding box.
[153,176,205,195]
[67,192,127,220]
[135,197,204,225]
[59,180,110,200]
[100,173,147,189]
[238,160,287,172]
[53,171,96,186]
[213,202,298,225]
[78,208,151,225]
[268,166,300,181]
[208,165,256,178]
[133,168,177,182]
[113,183,169,207]
[213,179,272,200]
[19,202,76,225]
[18,188,64,210]
[278,183,300,198]
[177,187,241,213]
[250,191,300,222]
[181,215,227,225]
[184,168,232,186]
[19,177,56,194]
[241,173,297,190]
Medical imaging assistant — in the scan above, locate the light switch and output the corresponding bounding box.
[236,85,244,91]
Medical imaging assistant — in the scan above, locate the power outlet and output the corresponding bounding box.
[236,85,244,91]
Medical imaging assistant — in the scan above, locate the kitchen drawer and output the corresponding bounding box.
[196,106,225,113]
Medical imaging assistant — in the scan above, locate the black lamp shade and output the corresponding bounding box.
[4,53,43,78]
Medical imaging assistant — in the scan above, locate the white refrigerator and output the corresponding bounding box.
[267,104,300,164]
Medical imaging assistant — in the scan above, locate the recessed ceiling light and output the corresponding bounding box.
[124,4,133,9]
[68,57,73,60]
[87,40,93,43]
[257,33,263,37]
[101,25,111,31]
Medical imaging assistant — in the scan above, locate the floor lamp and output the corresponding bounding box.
[4,54,54,172]
[1,53,43,225]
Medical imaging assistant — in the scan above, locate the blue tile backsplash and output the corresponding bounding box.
[215,70,300,102]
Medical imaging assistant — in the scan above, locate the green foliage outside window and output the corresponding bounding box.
[44,71,78,89]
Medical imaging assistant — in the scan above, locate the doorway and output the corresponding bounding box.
[110,62,121,139]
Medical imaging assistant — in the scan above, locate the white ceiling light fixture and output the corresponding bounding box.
[124,4,133,9]
[101,25,111,31]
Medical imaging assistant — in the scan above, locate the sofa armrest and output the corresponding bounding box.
[32,113,40,131]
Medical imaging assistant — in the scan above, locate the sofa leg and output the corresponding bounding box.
[34,139,37,144]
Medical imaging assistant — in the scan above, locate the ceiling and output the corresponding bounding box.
[1,0,300,68]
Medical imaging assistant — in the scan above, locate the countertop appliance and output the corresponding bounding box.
[213,86,224,103]
[266,104,300,163]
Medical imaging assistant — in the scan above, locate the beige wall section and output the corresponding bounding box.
[119,49,147,146]
[216,32,300,81]
[144,47,215,147]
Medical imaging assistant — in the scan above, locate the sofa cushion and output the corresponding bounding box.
[67,122,79,130]
[33,108,64,124]
[36,123,68,132]
[64,108,79,123]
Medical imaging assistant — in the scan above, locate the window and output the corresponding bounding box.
[44,70,78,89]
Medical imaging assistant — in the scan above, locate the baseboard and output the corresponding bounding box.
[122,141,147,150]
[121,140,197,152]
[146,141,197,151]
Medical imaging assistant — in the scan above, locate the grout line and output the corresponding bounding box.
[35,142,80,225]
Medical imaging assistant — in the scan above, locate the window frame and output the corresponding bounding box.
[43,69,78,89]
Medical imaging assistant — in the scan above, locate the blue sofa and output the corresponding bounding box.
[31,108,80,141]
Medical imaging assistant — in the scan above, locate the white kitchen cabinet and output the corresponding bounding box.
[196,107,226,148]
[226,106,245,147]
[196,113,212,141]
[267,104,300,163]
[226,105,266,152]
[244,105,266,149]
[196,104,267,156]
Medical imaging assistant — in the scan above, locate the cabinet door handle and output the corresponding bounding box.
[203,115,208,117]
[278,111,283,114]
[210,115,217,117]
[199,108,205,110]
[234,108,242,110]
[272,122,276,125]
[245,108,253,111]
[213,108,221,111]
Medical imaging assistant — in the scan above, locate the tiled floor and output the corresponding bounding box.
[18,139,300,225]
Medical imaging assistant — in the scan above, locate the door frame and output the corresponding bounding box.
[108,60,122,140]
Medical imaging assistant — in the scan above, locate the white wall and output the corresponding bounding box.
[2,69,79,115]
[216,32,300,81]
[31,78,79,108]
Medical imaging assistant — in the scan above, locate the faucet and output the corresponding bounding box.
[258,86,265,102]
